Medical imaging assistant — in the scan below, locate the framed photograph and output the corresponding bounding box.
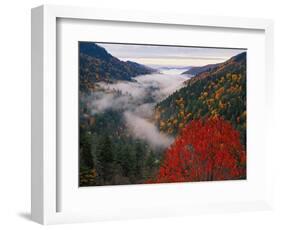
[31,5,274,224]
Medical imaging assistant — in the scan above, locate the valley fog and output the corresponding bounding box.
[85,68,191,148]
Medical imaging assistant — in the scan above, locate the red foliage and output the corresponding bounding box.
[148,117,246,183]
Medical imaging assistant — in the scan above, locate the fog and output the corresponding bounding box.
[98,71,190,103]
[85,70,190,148]
[88,92,133,115]
[124,111,174,149]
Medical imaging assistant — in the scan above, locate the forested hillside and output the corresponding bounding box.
[79,42,160,186]
[148,117,246,183]
[79,42,155,92]
[181,63,219,76]
[79,108,162,186]
[154,52,247,145]
[79,42,247,186]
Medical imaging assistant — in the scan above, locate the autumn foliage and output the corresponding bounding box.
[148,117,246,183]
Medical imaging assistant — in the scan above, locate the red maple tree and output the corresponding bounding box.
[148,117,246,183]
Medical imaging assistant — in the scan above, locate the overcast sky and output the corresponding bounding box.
[97,42,246,67]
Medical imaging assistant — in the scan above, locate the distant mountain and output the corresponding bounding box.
[184,52,246,85]
[79,42,155,91]
[154,52,247,145]
[159,66,192,70]
[125,60,155,73]
[181,63,219,76]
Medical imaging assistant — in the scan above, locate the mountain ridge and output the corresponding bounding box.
[154,52,247,145]
[182,63,220,76]
[79,42,156,91]
[184,52,246,86]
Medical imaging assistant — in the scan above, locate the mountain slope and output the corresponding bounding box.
[154,52,246,145]
[182,63,219,76]
[79,42,155,91]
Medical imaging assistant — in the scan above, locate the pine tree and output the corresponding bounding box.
[96,135,114,183]
[79,133,93,169]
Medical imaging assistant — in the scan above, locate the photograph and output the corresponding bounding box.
[79,42,247,186]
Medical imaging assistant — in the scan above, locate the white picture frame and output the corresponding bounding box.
[31,4,274,225]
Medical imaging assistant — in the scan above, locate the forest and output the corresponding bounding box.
[79,42,247,186]
[155,52,247,145]
[79,109,162,186]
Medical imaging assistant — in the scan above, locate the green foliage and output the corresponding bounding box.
[79,109,162,186]
[155,52,247,145]
[79,132,93,169]
[79,49,247,186]
[79,42,155,92]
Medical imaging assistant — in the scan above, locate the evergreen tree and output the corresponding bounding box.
[96,135,114,183]
[135,143,145,179]
[79,132,93,169]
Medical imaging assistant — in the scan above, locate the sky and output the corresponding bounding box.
[97,42,246,67]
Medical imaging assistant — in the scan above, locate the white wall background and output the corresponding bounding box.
[0,0,280,229]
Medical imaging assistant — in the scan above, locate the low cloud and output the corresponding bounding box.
[88,92,132,114]
[134,73,189,101]
[98,81,146,99]
[124,111,174,149]
[82,71,189,148]
[97,72,190,104]
[133,103,154,118]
